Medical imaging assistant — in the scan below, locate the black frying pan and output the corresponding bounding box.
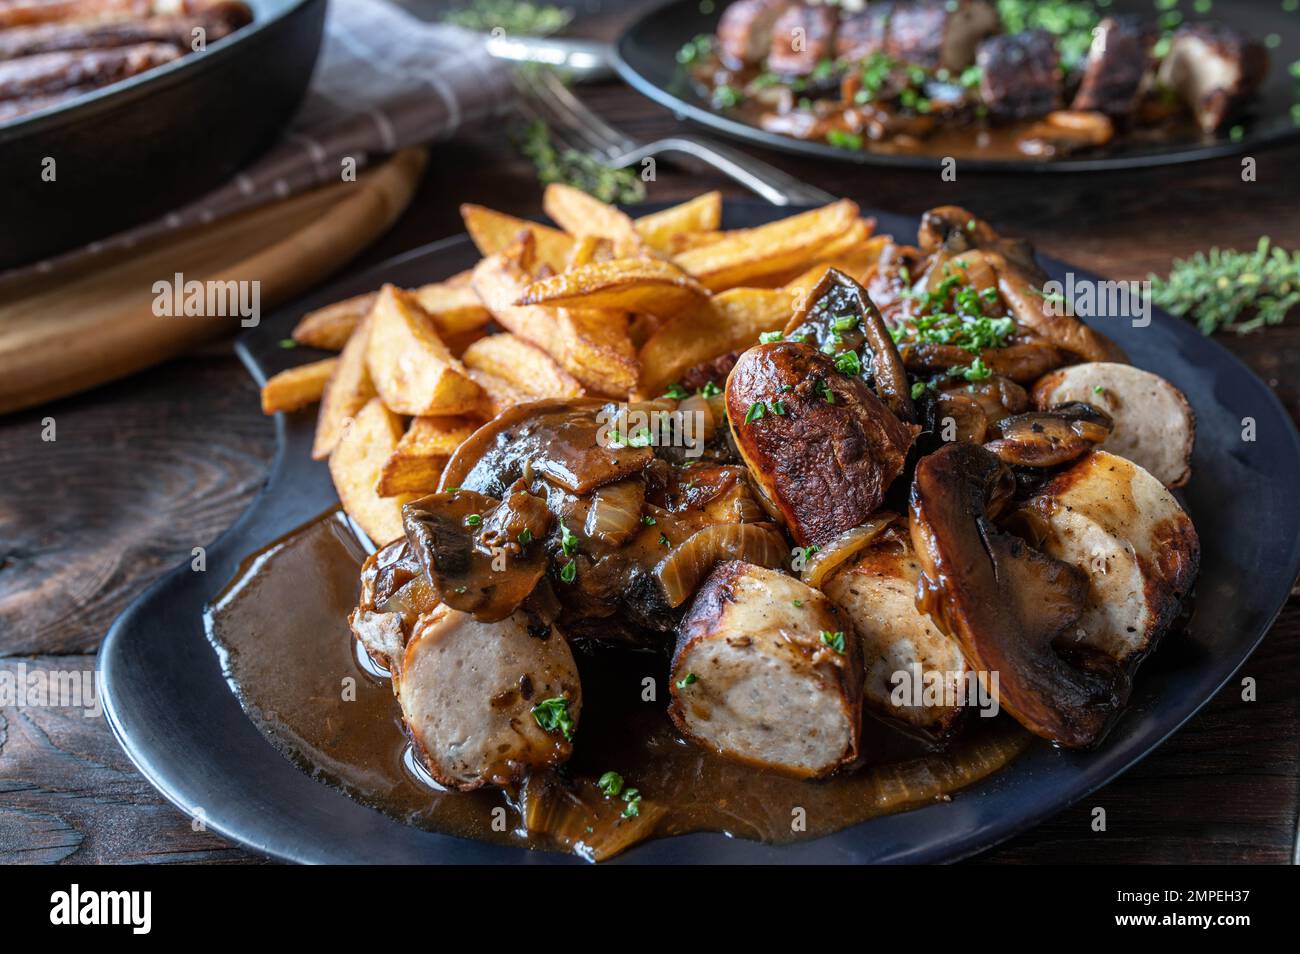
[615,0,1300,173]
[0,0,325,271]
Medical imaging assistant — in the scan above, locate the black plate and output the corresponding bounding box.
[0,0,325,270]
[614,0,1300,172]
[100,201,1300,863]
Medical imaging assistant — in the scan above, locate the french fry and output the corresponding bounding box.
[782,234,891,299]
[378,415,479,497]
[565,234,612,270]
[635,192,722,253]
[543,183,640,245]
[471,247,638,397]
[461,333,585,399]
[411,281,491,337]
[461,203,573,273]
[469,368,534,417]
[636,287,795,398]
[329,397,412,545]
[261,357,338,414]
[292,292,377,350]
[366,285,483,416]
[516,258,709,316]
[666,230,726,253]
[672,199,860,291]
[313,315,376,460]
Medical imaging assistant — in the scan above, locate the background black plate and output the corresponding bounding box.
[0,0,325,270]
[615,0,1300,172]
[100,201,1300,863]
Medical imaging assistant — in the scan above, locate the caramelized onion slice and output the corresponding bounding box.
[799,515,900,589]
[583,478,647,547]
[656,522,788,608]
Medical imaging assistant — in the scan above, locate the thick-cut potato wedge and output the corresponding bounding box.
[543,183,640,244]
[293,293,377,350]
[366,285,483,416]
[411,282,491,337]
[672,200,861,291]
[516,258,709,316]
[461,203,573,273]
[565,234,613,270]
[313,315,377,460]
[261,357,338,415]
[637,287,795,397]
[783,235,891,304]
[329,398,412,545]
[469,368,533,418]
[471,249,638,396]
[667,230,726,253]
[461,333,585,399]
[635,192,722,253]
[378,415,479,497]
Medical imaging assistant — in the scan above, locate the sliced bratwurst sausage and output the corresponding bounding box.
[669,561,863,778]
[399,606,582,791]
[727,342,917,547]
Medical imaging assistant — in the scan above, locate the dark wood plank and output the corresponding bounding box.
[1,1,1297,864]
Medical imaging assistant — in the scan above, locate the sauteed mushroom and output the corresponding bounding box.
[983,402,1113,468]
[909,443,1120,747]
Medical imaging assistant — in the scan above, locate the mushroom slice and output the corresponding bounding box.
[399,605,581,791]
[1031,362,1195,488]
[1008,451,1199,673]
[909,443,1119,747]
[783,268,916,422]
[727,342,918,547]
[669,561,862,778]
[984,402,1113,468]
[823,523,968,738]
[403,488,551,622]
[988,254,1129,364]
[440,398,652,498]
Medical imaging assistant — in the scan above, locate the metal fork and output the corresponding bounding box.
[511,67,834,207]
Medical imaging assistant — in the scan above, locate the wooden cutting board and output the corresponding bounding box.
[0,147,427,415]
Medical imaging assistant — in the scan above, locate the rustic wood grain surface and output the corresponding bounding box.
[1,0,1297,865]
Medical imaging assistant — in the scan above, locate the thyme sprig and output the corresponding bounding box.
[1149,238,1300,335]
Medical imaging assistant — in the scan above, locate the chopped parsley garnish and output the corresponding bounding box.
[663,383,689,399]
[642,514,657,526]
[791,599,804,608]
[833,350,862,376]
[820,630,846,654]
[744,401,767,424]
[770,400,787,416]
[826,129,863,151]
[531,697,575,740]
[831,314,858,333]
[621,788,642,818]
[464,513,482,527]
[517,528,533,545]
[1092,385,1106,395]
[559,559,577,583]
[675,673,698,689]
[759,330,784,344]
[659,532,671,547]
[816,380,836,404]
[698,381,722,398]
[951,356,993,381]
[597,771,624,797]
[278,338,296,349]
[712,84,742,109]
[676,33,713,65]
[910,380,928,399]
[560,522,579,556]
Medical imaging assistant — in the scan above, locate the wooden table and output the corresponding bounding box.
[2,2,1298,864]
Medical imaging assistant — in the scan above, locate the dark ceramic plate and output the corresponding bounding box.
[100,201,1300,863]
[0,0,325,270]
[614,0,1300,172]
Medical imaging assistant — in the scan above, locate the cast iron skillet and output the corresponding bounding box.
[614,0,1300,173]
[100,201,1300,864]
[0,0,325,270]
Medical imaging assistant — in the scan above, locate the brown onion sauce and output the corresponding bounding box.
[206,509,1031,859]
